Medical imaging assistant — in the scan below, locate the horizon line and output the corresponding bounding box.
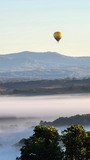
[0,50,90,58]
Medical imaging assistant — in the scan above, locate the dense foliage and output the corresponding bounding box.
[16,125,63,160]
[61,125,88,160]
[85,131,90,160]
[16,125,90,160]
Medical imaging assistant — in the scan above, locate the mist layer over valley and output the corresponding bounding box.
[0,94,90,118]
[0,94,90,160]
[0,93,90,159]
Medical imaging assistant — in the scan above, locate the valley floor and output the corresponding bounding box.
[0,78,90,96]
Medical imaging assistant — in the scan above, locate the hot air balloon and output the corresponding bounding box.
[53,31,62,42]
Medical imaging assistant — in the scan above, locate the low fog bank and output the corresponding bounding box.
[0,94,90,118]
[0,113,89,160]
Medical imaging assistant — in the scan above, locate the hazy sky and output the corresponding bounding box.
[0,0,90,56]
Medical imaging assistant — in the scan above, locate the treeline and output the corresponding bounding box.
[40,114,90,126]
[0,78,90,95]
[16,125,90,160]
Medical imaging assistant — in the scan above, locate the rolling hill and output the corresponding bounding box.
[0,51,90,82]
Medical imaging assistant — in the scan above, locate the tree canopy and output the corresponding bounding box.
[61,124,87,160]
[16,125,63,160]
[16,125,90,160]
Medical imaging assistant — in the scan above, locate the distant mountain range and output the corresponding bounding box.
[0,51,90,81]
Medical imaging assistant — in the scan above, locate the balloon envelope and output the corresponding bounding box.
[53,32,62,42]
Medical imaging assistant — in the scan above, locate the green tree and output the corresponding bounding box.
[16,125,63,160]
[61,124,87,160]
[85,131,90,160]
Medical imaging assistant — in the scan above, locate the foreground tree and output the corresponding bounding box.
[61,124,87,160]
[85,131,90,160]
[16,125,63,160]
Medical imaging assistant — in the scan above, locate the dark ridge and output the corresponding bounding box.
[0,78,90,95]
[40,114,90,126]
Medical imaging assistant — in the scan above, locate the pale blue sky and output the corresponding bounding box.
[0,0,90,56]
